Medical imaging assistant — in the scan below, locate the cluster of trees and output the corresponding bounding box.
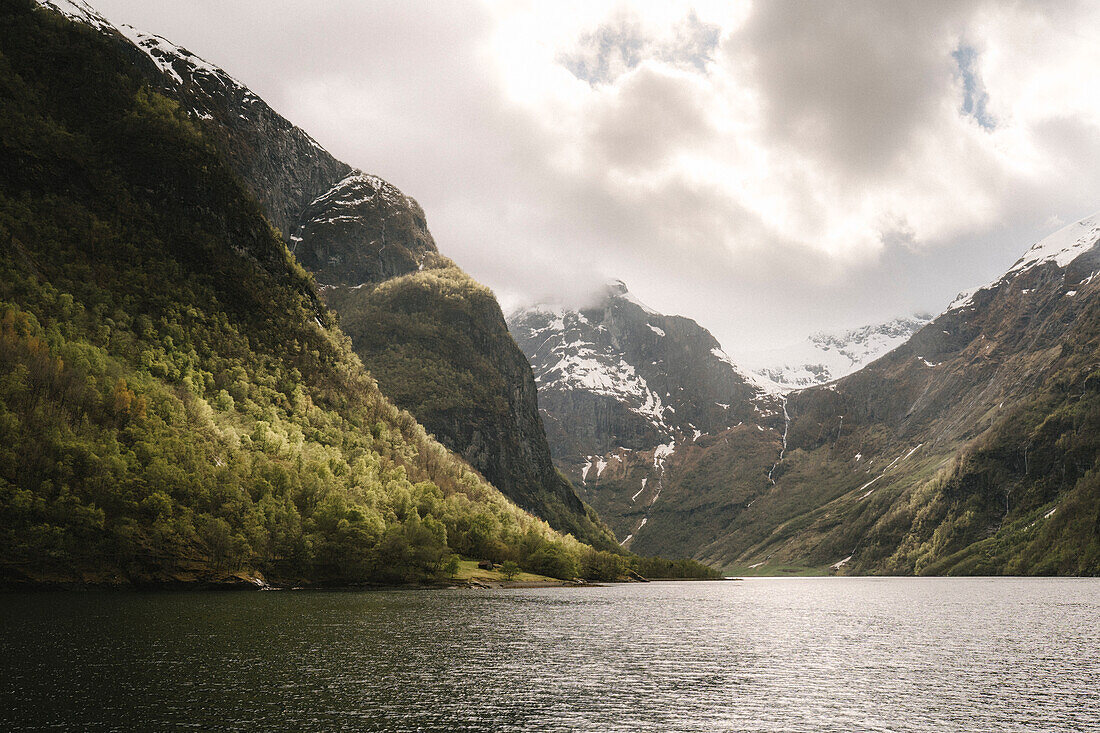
[635,556,722,579]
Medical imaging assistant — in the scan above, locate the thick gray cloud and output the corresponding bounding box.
[89,0,1100,357]
[728,0,974,177]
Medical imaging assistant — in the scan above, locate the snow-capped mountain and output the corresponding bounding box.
[508,280,784,548]
[510,279,781,445]
[945,212,1100,314]
[742,314,933,390]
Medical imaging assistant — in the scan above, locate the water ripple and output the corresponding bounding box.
[2,578,1098,732]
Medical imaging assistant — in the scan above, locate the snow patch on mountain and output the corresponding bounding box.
[308,172,412,214]
[740,314,933,391]
[112,22,252,107]
[517,305,672,432]
[947,211,1100,313]
[36,0,112,32]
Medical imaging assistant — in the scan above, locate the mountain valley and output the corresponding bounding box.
[2,0,1097,585]
[510,218,1100,574]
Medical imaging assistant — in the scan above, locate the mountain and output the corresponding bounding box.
[0,0,614,586]
[512,220,1100,575]
[742,314,933,390]
[16,0,1096,579]
[508,280,786,553]
[36,0,615,549]
[696,212,1100,575]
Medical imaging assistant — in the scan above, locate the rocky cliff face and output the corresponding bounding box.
[509,281,784,551]
[290,173,436,287]
[45,0,615,548]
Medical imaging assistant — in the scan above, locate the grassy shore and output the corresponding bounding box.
[442,560,572,587]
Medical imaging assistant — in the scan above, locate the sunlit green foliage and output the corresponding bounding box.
[322,256,619,549]
[0,1,597,585]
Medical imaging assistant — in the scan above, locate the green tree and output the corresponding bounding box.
[525,542,578,580]
[500,560,520,580]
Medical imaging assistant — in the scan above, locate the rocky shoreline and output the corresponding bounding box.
[0,565,608,592]
[0,559,733,592]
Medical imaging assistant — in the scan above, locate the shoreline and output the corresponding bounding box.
[5,574,1094,592]
[0,574,741,593]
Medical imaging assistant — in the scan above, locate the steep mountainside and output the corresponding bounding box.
[39,0,615,549]
[513,222,1100,574]
[743,314,932,390]
[509,281,784,553]
[324,261,611,543]
[0,0,607,586]
[291,172,436,287]
[698,213,1100,575]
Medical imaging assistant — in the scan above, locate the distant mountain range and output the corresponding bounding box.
[509,214,1100,574]
[741,314,933,390]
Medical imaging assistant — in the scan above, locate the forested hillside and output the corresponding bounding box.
[75,0,617,549]
[0,0,615,586]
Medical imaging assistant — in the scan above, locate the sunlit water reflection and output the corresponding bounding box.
[2,578,1098,731]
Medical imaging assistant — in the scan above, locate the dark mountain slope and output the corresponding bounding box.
[697,214,1100,575]
[325,260,610,541]
[509,281,784,552]
[63,1,614,548]
[0,0,594,586]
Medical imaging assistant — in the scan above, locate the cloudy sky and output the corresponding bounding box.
[91,0,1100,357]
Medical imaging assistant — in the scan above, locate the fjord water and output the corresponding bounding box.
[2,579,1097,732]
